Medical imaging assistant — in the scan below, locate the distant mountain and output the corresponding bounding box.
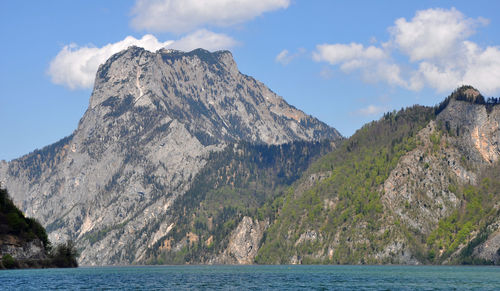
[0,47,341,265]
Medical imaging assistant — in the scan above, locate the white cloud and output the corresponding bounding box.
[397,9,500,94]
[313,8,500,95]
[131,0,290,33]
[356,105,388,116]
[461,42,500,95]
[414,62,463,92]
[312,43,406,87]
[389,7,486,62]
[48,31,237,90]
[312,43,386,69]
[275,48,306,65]
[363,63,407,88]
[276,50,291,65]
[409,41,500,94]
[169,29,238,51]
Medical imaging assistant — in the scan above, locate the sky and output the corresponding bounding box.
[1,0,500,161]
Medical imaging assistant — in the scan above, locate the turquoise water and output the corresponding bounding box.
[1,265,499,290]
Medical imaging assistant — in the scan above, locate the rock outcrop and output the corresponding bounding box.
[472,217,500,265]
[0,47,340,265]
[382,120,464,235]
[0,235,46,261]
[212,216,269,264]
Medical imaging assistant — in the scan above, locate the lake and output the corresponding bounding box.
[1,265,499,290]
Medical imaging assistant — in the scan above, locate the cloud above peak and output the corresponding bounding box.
[48,35,172,90]
[170,29,238,52]
[131,0,290,34]
[275,48,306,65]
[49,0,289,90]
[313,7,500,95]
[48,31,237,90]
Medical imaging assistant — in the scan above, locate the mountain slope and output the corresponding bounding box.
[256,87,500,265]
[0,47,341,265]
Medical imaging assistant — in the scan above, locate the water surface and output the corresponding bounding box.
[1,265,499,290]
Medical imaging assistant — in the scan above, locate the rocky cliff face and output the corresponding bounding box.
[472,214,500,265]
[0,235,46,261]
[0,47,340,265]
[211,216,269,264]
[382,120,467,235]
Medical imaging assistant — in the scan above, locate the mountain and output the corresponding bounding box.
[0,47,341,265]
[255,86,500,265]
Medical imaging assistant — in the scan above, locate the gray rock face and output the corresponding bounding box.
[473,221,500,264]
[382,121,464,234]
[437,98,500,166]
[0,236,47,260]
[0,47,340,265]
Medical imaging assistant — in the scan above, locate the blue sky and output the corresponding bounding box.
[1,0,500,161]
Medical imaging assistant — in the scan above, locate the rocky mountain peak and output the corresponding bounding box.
[448,85,484,105]
[435,86,488,115]
[84,46,340,146]
[90,47,238,109]
[461,87,481,99]
[158,48,237,72]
